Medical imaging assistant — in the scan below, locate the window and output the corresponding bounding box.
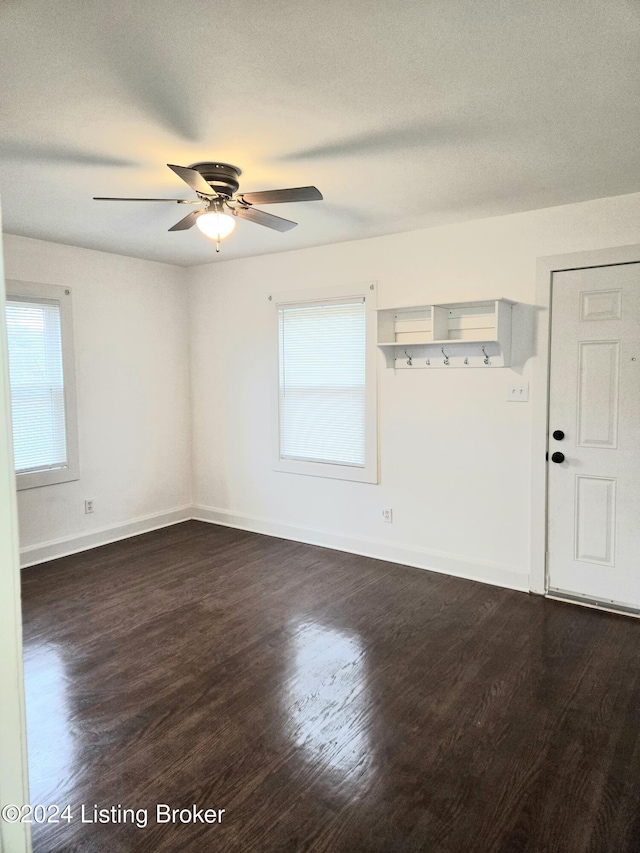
[274,285,377,483]
[5,280,79,490]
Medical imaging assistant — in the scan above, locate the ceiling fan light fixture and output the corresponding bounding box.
[94,161,322,247]
[196,210,236,240]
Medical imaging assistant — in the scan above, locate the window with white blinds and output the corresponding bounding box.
[5,281,79,490]
[278,298,366,468]
[6,298,68,473]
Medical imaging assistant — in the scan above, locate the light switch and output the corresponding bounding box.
[507,382,529,402]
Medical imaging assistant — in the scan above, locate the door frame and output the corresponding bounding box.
[530,242,640,595]
[0,213,32,851]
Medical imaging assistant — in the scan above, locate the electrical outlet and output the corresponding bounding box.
[382,507,393,523]
[84,499,94,514]
[507,381,529,402]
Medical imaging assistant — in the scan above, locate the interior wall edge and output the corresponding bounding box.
[19,504,192,568]
[191,504,530,594]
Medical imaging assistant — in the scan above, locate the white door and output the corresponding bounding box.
[547,262,640,609]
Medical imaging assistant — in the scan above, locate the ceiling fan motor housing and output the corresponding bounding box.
[189,162,241,197]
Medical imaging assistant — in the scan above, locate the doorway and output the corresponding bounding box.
[533,252,640,610]
[547,262,640,609]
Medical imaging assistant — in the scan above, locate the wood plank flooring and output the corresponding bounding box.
[20,520,640,852]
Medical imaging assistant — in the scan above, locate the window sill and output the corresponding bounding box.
[16,465,79,491]
[274,457,377,484]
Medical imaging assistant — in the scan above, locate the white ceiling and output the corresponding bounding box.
[1,0,639,266]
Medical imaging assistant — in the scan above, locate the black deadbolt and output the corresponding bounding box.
[552,430,565,441]
[551,451,565,464]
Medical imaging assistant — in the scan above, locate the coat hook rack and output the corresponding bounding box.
[377,298,515,368]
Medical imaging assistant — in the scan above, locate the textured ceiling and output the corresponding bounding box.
[1,0,639,266]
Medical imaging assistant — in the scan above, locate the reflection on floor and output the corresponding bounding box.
[285,621,373,792]
[23,643,76,805]
[21,520,640,852]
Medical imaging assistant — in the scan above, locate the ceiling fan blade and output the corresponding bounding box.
[168,210,203,231]
[167,164,217,196]
[234,206,297,232]
[239,186,323,205]
[93,197,197,202]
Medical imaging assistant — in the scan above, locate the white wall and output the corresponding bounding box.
[188,192,640,591]
[6,191,640,587]
[3,235,192,564]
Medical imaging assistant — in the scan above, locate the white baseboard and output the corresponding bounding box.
[21,502,530,594]
[191,504,530,593]
[20,505,192,568]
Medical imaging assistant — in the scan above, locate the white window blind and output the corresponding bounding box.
[6,297,68,474]
[278,298,366,467]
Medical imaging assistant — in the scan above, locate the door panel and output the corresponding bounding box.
[574,475,616,566]
[576,340,619,448]
[548,263,640,608]
[579,288,622,321]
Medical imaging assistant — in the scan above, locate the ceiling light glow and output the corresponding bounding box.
[196,211,236,240]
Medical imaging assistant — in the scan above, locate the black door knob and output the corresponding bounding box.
[551,451,565,463]
[553,430,565,441]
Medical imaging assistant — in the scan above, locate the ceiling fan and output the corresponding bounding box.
[94,162,323,251]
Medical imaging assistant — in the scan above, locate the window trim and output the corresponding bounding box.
[6,280,79,490]
[273,282,378,484]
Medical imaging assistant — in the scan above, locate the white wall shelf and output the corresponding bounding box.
[377,299,515,368]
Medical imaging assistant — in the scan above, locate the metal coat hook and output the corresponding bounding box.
[482,346,490,365]
[404,349,412,367]
[425,358,430,366]
[442,348,450,366]
[463,357,469,366]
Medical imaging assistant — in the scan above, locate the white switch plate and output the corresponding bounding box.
[507,382,529,402]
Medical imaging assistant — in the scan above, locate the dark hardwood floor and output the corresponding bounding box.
[20,520,640,852]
